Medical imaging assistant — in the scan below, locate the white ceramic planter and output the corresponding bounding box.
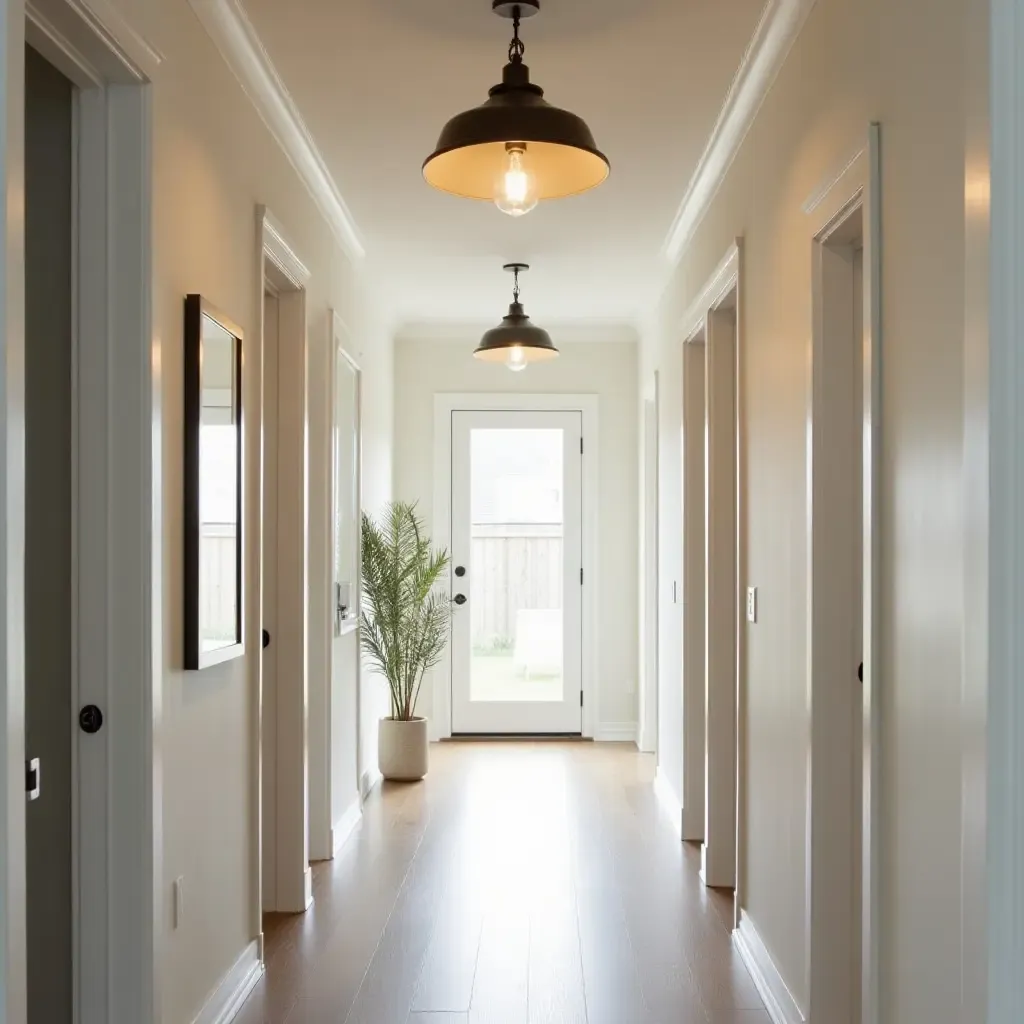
[378,717,429,781]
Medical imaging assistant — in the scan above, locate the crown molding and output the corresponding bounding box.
[189,0,366,262]
[259,206,312,287]
[662,0,816,265]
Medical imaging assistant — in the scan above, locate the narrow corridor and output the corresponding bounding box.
[236,743,768,1024]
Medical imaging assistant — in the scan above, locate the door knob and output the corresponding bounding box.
[79,705,104,734]
[455,565,466,578]
[454,593,467,605]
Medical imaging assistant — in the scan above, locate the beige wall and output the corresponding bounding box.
[112,1,393,1020]
[651,0,980,1019]
[393,333,640,734]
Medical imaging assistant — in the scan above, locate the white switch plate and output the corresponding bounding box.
[173,876,184,929]
[746,586,758,623]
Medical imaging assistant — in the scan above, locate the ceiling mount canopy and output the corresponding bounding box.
[475,263,558,371]
[423,1,610,217]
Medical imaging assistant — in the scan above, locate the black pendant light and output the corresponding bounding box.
[423,1,609,216]
[476,264,558,370]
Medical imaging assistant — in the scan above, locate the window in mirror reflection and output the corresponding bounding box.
[199,315,240,654]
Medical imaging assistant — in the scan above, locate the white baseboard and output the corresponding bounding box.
[192,939,263,1024]
[331,797,362,855]
[653,766,684,838]
[360,766,382,799]
[636,722,656,752]
[733,912,805,1024]
[594,722,639,743]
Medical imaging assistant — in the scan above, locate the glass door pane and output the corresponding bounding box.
[469,428,564,702]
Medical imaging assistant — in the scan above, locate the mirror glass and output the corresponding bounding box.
[199,314,240,655]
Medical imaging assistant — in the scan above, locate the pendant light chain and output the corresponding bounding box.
[508,6,525,64]
[512,265,521,303]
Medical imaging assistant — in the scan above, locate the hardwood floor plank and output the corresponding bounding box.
[468,909,529,1024]
[344,780,472,1024]
[228,743,770,1024]
[528,894,587,1024]
[409,860,485,1013]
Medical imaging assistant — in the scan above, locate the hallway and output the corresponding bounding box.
[235,743,768,1024]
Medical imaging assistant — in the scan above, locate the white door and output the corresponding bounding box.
[450,410,583,734]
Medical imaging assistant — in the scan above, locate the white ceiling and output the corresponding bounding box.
[240,0,767,328]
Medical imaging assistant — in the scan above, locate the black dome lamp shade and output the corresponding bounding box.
[475,264,558,371]
[423,1,610,216]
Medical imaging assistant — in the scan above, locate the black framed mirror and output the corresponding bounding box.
[184,294,244,670]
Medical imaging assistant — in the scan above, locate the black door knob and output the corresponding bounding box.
[79,705,104,734]
[263,629,271,650]
[454,593,467,605]
[455,566,466,578]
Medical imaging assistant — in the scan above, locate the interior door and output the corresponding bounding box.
[25,43,75,1024]
[450,410,583,734]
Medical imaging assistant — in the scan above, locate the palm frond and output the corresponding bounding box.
[361,501,452,721]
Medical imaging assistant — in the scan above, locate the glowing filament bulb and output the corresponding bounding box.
[506,344,528,372]
[495,146,539,217]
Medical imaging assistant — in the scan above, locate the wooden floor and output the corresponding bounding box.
[235,742,769,1024]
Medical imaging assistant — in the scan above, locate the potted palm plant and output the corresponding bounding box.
[360,502,451,781]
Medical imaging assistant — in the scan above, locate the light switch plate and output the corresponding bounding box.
[746,586,758,623]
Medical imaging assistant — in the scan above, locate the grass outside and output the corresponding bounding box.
[470,651,563,703]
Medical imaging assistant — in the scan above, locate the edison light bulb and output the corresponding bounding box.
[505,345,528,372]
[495,146,538,217]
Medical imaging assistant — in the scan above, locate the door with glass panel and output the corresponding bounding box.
[450,410,583,734]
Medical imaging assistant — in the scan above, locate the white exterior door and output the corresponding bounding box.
[450,410,583,734]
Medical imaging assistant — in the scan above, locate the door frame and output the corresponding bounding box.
[448,408,584,736]
[432,392,599,741]
[677,240,742,887]
[639,376,660,754]
[989,0,1023,1016]
[15,2,160,1021]
[255,207,312,923]
[306,309,363,864]
[802,127,881,1024]
[325,310,363,847]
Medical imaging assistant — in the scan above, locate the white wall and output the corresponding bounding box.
[393,330,639,736]
[95,1,394,1020]
[651,0,983,1018]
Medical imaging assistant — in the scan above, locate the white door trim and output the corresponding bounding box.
[432,392,599,741]
[639,376,660,754]
[989,1,1023,1017]
[804,127,881,1024]
[306,309,356,864]
[321,311,362,848]
[256,208,312,922]
[702,299,739,891]
[680,335,706,843]
[676,241,742,900]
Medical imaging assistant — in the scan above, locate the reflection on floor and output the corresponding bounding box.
[235,742,769,1024]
